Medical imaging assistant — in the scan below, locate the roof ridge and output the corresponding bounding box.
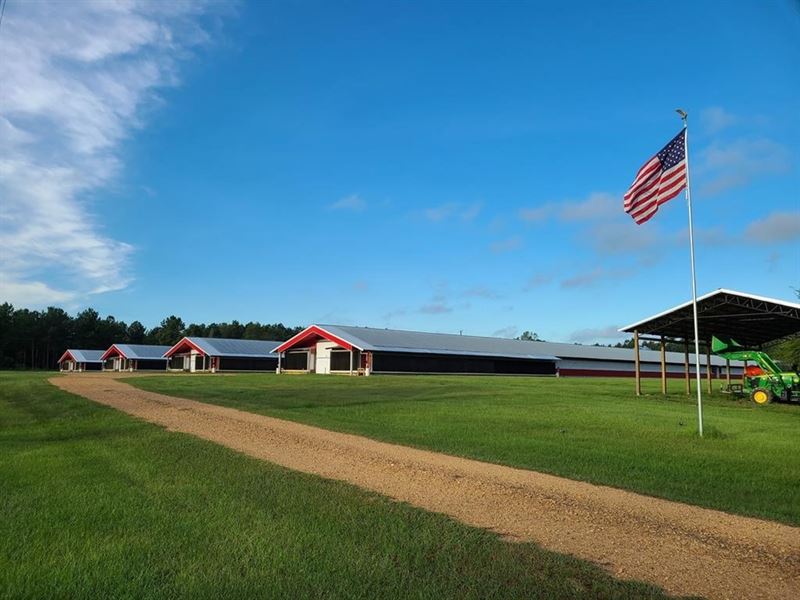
[322,323,550,344]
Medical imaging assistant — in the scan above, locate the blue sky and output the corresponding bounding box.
[1,0,798,342]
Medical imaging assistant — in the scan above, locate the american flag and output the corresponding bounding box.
[623,129,687,225]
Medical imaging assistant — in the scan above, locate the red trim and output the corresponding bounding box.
[559,368,721,378]
[163,337,209,358]
[100,344,127,361]
[57,350,76,364]
[273,325,357,353]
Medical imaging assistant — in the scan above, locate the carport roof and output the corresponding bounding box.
[620,289,800,347]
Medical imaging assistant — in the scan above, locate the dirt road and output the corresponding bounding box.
[52,374,800,600]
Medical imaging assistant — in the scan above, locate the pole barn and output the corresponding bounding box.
[163,337,282,373]
[57,349,104,372]
[621,289,800,395]
[100,344,171,371]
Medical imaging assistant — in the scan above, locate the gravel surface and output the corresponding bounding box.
[52,374,800,600]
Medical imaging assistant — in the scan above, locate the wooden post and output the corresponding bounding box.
[634,330,641,396]
[743,360,747,384]
[349,349,354,376]
[706,341,712,395]
[726,359,731,387]
[277,352,282,374]
[660,336,667,395]
[684,339,690,395]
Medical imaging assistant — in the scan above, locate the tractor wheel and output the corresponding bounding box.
[750,387,773,405]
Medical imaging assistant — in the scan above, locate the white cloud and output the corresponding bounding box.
[462,285,500,299]
[331,194,367,211]
[700,107,738,134]
[424,203,458,222]
[419,303,452,314]
[675,226,732,247]
[560,266,635,289]
[569,325,626,343]
[460,201,482,222]
[0,279,76,307]
[698,138,791,195]
[520,192,619,224]
[588,222,661,255]
[0,1,218,307]
[492,325,518,338]
[560,192,618,221]
[745,212,800,244]
[523,273,553,291]
[423,202,481,223]
[489,236,523,254]
[519,204,554,223]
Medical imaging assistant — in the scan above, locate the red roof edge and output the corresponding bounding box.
[57,350,75,364]
[273,325,357,353]
[100,344,126,361]
[163,337,208,358]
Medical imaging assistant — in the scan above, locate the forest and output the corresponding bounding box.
[0,303,303,369]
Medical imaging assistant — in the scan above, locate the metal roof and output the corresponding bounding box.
[175,337,282,358]
[280,324,739,366]
[620,289,800,347]
[107,344,171,360]
[300,325,560,361]
[523,339,737,366]
[60,349,104,363]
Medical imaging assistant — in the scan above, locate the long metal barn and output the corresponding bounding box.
[272,324,726,377]
[57,349,104,372]
[101,344,171,371]
[163,337,282,372]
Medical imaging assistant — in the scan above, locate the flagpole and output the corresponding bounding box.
[677,108,704,437]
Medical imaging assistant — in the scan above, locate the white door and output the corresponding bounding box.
[315,341,336,374]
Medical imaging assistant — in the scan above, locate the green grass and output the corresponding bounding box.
[128,373,800,526]
[0,372,680,599]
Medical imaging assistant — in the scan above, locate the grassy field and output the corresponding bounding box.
[0,372,678,599]
[128,373,800,525]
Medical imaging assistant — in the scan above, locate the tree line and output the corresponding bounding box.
[0,303,303,370]
[3,300,797,370]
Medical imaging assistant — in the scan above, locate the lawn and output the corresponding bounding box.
[129,373,800,526]
[0,372,677,599]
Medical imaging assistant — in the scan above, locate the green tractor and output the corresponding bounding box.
[712,336,800,405]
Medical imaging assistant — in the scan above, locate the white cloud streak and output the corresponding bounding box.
[560,266,635,289]
[745,211,800,244]
[423,201,482,223]
[520,192,618,224]
[697,138,791,196]
[492,325,518,338]
[330,194,367,211]
[0,1,217,307]
[569,325,626,343]
[489,236,523,254]
[700,107,738,134]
